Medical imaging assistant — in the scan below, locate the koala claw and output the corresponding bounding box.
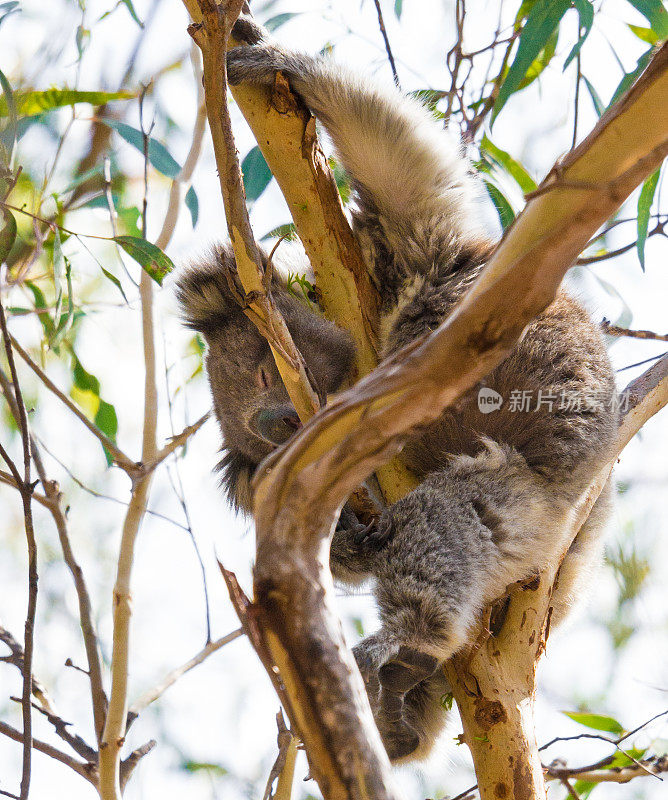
[353,513,393,550]
[231,15,266,45]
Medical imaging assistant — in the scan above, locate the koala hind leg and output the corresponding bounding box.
[353,635,450,761]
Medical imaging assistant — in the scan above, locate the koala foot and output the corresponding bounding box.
[353,512,394,550]
[378,646,439,694]
[227,44,291,87]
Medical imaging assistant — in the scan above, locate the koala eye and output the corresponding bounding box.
[256,365,272,390]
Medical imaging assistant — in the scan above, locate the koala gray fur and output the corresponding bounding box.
[176,17,618,763]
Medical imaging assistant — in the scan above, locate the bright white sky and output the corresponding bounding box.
[0,1,667,799]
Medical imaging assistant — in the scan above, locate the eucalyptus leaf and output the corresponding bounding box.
[185,185,199,227]
[481,136,537,193]
[484,181,516,230]
[264,12,300,32]
[636,168,660,270]
[626,0,668,38]
[101,118,181,179]
[0,89,135,117]
[562,710,625,735]
[493,0,570,122]
[114,235,174,285]
[241,146,272,203]
[583,76,604,116]
[564,0,594,69]
[0,207,17,264]
[607,48,653,110]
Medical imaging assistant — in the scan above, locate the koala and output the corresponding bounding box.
[176,17,618,763]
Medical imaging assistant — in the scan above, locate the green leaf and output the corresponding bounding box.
[25,280,55,339]
[241,146,272,203]
[583,76,605,116]
[570,781,596,799]
[261,222,297,242]
[480,135,537,193]
[0,207,17,264]
[120,0,143,27]
[484,181,516,230]
[0,89,135,118]
[0,2,19,27]
[395,0,403,18]
[493,0,570,122]
[185,185,199,227]
[52,229,64,325]
[101,119,181,179]
[72,355,100,394]
[628,23,660,44]
[607,48,653,110]
[113,235,174,285]
[564,0,594,69]
[636,168,660,270]
[61,165,104,194]
[181,761,228,776]
[95,399,118,439]
[100,264,128,302]
[51,259,74,348]
[264,12,299,32]
[518,27,559,89]
[0,68,17,159]
[352,617,364,637]
[562,711,625,735]
[330,157,351,204]
[626,0,668,38]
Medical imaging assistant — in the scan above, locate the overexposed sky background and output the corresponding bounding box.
[1,1,667,799]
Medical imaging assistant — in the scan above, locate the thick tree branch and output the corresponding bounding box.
[187,0,320,422]
[245,42,668,800]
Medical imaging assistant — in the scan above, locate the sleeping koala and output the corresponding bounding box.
[176,16,618,762]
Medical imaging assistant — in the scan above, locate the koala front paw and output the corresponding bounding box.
[231,15,267,46]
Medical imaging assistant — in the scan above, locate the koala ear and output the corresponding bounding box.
[174,244,247,335]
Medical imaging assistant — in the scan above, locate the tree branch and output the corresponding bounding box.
[0,721,96,785]
[0,297,38,800]
[126,627,243,724]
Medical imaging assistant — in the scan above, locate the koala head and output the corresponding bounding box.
[175,244,356,470]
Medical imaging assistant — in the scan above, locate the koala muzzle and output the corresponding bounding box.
[254,406,302,445]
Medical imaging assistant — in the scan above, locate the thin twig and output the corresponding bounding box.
[602,319,668,342]
[372,0,400,88]
[0,296,37,800]
[127,628,244,723]
[0,721,96,785]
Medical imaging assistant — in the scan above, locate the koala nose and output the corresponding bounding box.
[255,406,302,445]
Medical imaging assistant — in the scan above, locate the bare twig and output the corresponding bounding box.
[126,627,244,723]
[0,626,55,715]
[602,319,668,342]
[0,297,37,800]
[372,0,400,88]
[0,721,96,784]
[263,710,297,800]
[144,411,209,470]
[99,90,162,800]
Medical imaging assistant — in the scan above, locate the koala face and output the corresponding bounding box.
[202,290,356,466]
